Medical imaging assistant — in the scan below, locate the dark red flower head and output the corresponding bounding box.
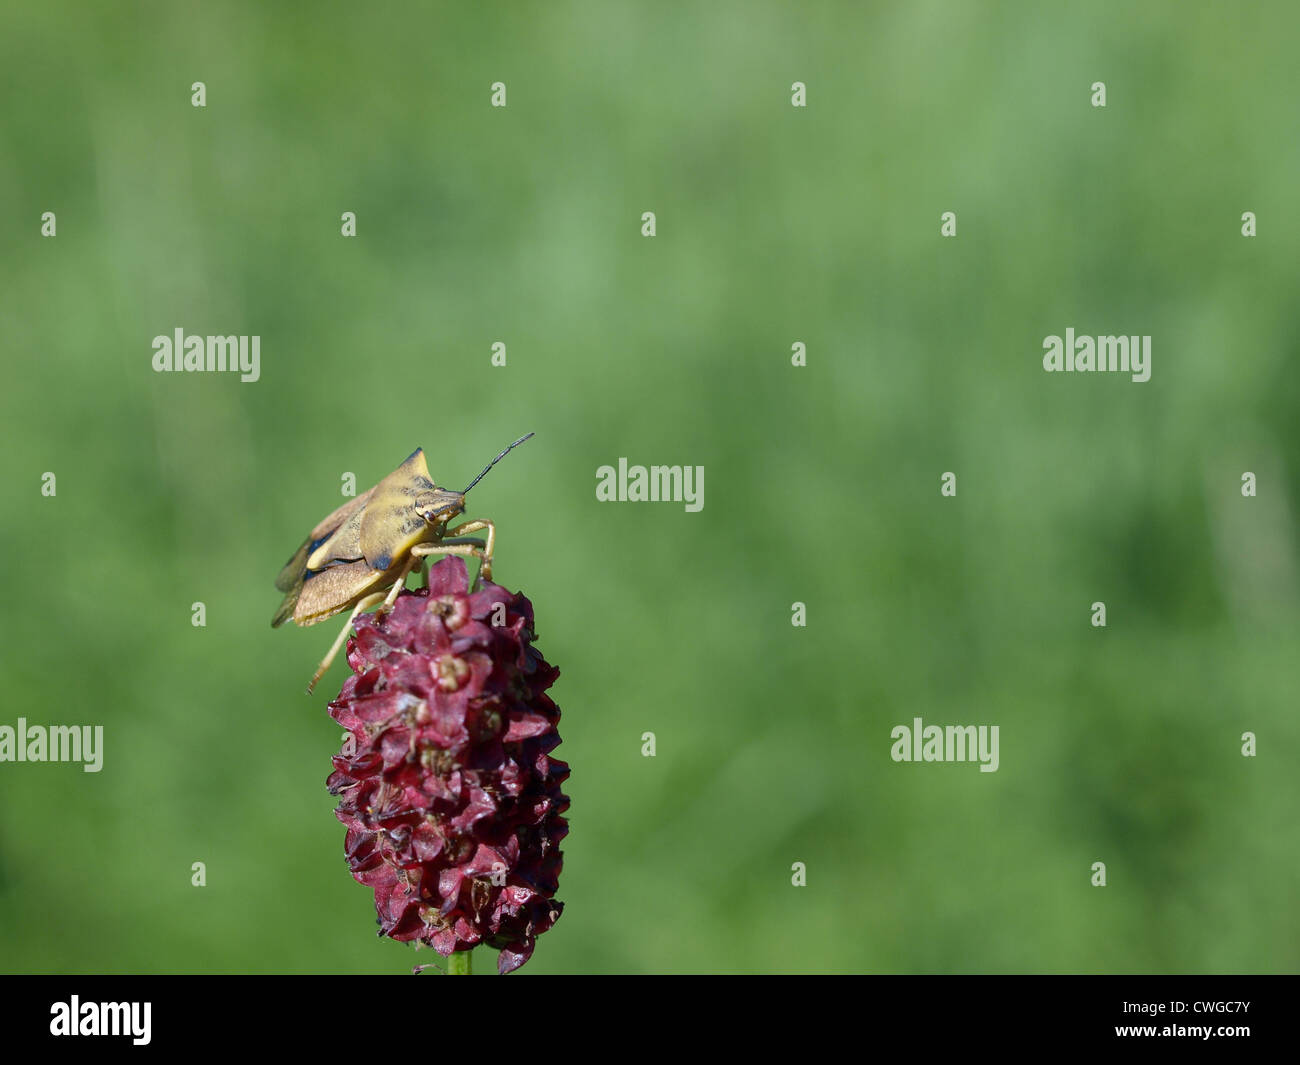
[325,557,568,974]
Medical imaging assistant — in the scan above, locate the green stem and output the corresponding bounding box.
[448,949,473,975]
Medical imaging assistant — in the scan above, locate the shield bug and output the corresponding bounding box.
[273,433,534,693]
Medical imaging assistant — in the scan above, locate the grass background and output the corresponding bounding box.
[0,1,1297,973]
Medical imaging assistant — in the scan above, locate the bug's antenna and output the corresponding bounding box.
[463,433,534,494]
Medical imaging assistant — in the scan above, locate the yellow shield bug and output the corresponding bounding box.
[273,433,534,693]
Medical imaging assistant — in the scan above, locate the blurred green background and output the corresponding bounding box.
[1,1,1297,974]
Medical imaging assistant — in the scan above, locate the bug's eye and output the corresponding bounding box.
[424,504,459,524]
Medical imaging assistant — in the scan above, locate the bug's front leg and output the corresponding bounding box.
[411,536,490,584]
[445,519,496,580]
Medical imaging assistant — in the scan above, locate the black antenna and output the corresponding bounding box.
[463,433,534,494]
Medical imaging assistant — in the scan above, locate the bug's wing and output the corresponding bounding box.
[308,485,377,542]
[275,484,377,595]
[292,560,388,626]
[274,539,311,593]
[271,581,301,628]
[273,521,373,627]
[359,449,438,569]
[273,535,315,625]
[305,498,370,571]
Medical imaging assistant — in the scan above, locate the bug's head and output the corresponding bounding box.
[418,489,467,529]
[415,434,533,529]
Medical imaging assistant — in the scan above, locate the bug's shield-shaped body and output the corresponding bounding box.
[275,432,531,693]
[271,449,464,628]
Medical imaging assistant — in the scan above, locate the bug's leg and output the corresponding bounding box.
[307,590,388,694]
[379,556,419,610]
[427,536,487,550]
[445,520,496,581]
[411,538,490,584]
